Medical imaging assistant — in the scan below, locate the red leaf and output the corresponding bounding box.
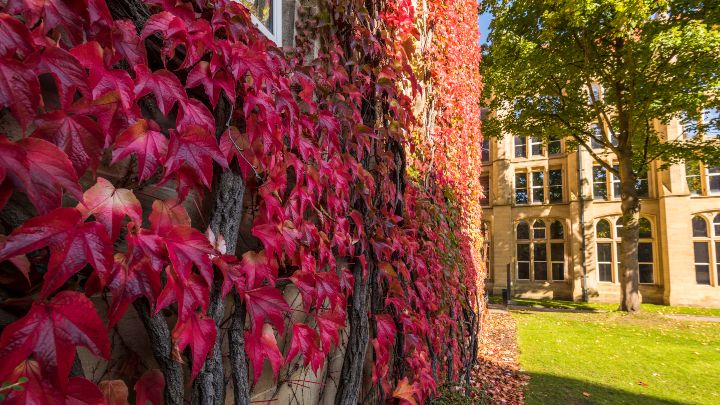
[0,135,30,210]
[244,324,282,383]
[285,323,324,375]
[70,42,135,110]
[0,207,113,297]
[112,119,168,182]
[106,255,161,327]
[176,98,215,134]
[32,111,103,176]
[238,250,275,291]
[315,309,345,351]
[0,55,41,129]
[134,64,187,116]
[0,13,34,58]
[186,61,236,107]
[162,125,227,199]
[98,380,129,405]
[0,291,111,387]
[149,198,191,235]
[134,369,164,405]
[375,314,396,346]
[66,377,105,405]
[34,46,89,107]
[156,268,208,321]
[164,225,214,285]
[393,377,417,405]
[244,286,288,334]
[77,177,142,240]
[172,311,216,380]
[18,137,83,214]
[112,20,147,66]
[3,360,61,404]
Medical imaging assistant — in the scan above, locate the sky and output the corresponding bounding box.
[478,10,493,45]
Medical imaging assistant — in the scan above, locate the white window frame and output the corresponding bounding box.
[240,0,283,46]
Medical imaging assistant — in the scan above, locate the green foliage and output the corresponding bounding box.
[482,0,720,172]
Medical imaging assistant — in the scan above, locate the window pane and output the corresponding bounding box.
[514,136,527,158]
[599,263,612,282]
[639,264,654,284]
[534,244,547,261]
[694,241,709,263]
[517,222,530,240]
[550,221,564,239]
[714,215,720,236]
[530,138,544,156]
[532,171,544,203]
[686,160,702,195]
[241,0,274,30]
[692,217,708,237]
[479,176,490,205]
[703,108,719,138]
[548,138,561,155]
[636,170,649,197]
[551,243,564,262]
[596,220,611,239]
[616,217,623,239]
[518,262,530,279]
[591,124,603,149]
[517,244,530,261]
[552,263,565,281]
[481,138,490,162]
[639,218,652,238]
[696,264,711,285]
[534,262,548,281]
[597,242,612,262]
[549,169,563,202]
[593,167,608,199]
[716,242,720,285]
[638,242,653,263]
[515,173,528,204]
[612,165,621,200]
[533,220,546,239]
[709,166,720,193]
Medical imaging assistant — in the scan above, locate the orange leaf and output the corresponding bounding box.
[393,377,417,405]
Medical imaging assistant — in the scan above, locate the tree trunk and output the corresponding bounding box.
[618,154,641,312]
[229,295,250,405]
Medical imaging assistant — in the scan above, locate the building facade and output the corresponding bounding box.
[481,113,720,307]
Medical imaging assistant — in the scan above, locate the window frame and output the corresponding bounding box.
[595,216,656,284]
[241,0,284,46]
[692,214,720,286]
[515,219,566,282]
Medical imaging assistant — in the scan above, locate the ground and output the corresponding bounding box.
[481,298,720,405]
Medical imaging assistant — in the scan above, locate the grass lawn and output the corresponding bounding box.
[512,309,720,404]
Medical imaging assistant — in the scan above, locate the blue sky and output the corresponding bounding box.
[478,11,492,45]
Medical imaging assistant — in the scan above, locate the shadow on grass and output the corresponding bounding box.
[524,372,688,405]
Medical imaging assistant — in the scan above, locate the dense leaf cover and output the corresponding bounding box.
[0,0,483,403]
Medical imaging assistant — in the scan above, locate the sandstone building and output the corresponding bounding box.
[481,110,720,307]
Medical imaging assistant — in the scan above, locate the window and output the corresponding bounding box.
[479,176,490,206]
[516,219,566,282]
[481,138,490,162]
[515,173,528,204]
[481,221,491,279]
[709,166,720,194]
[591,124,604,149]
[514,136,527,158]
[531,171,545,203]
[702,108,719,138]
[530,137,544,156]
[692,215,720,286]
[596,217,655,284]
[548,169,563,202]
[686,160,702,195]
[636,169,649,198]
[548,138,561,155]
[589,83,601,104]
[593,166,608,200]
[611,165,621,200]
[241,0,283,45]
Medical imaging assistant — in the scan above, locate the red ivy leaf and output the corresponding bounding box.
[0,291,111,387]
[66,377,106,405]
[392,377,417,405]
[31,111,103,176]
[316,309,345,351]
[285,323,324,375]
[133,64,187,116]
[245,324,282,383]
[134,369,164,405]
[0,13,34,58]
[163,225,214,285]
[0,207,113,297]
[244,286,288,334]
[0,55,41,129]
[172,311,216,380]
[149,198,191,235]
[77,177,142,241]
[112,20,147,66]
[186,61,236,107]
[34,46,89,108]
[98,380,128,405]
[106,255,161,328]
[112,119,169,182]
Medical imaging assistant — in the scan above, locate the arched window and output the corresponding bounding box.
[550,220,564,239]
[693,214,720,285]
[517,221,530,240]
[693,216,708,237]
[596,219,611,239]
[596,217,655,284]
[515,219,565,282]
